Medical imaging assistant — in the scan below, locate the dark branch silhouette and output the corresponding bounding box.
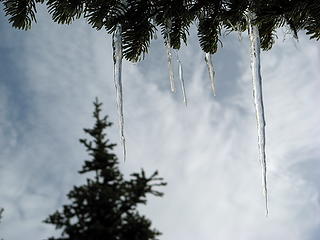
[44,98,166,240]
[1,1,320,61]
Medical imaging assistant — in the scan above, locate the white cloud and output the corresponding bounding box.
[1,9,320,240]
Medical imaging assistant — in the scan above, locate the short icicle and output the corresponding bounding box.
[154,30,158,40]
[175,51,187,106]
[248,12,268,215]
[165,24,175,92]
[238,30,243,41]
[205,53,216,96]
[112,24,126,161]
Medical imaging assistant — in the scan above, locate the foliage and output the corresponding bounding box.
[0,208,3,223]
[1,0,320,61]
[0,208,3,240]
[44,99,166,240]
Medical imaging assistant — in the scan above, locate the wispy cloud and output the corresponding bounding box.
[1,8,320,240]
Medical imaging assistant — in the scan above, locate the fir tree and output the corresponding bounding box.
[44,98,166,240]
[0,208,3,240]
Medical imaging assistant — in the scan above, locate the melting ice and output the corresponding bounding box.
[112,24,126,161]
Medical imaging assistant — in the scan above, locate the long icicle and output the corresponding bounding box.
[175,51,187,106]
[205,53,216,96]
[248,12,268,215]
[165,23,175,92]
[112,24,126,161]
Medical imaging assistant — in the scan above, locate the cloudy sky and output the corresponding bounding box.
[1,6,320,240]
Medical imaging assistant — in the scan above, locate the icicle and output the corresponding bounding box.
[154,30,158,40]
[205,53,216,96]
[175,51,187,106]
[165,41,175,92]
[112,24,126,161]
[247,12,268,215]
[165,23,175,92]
[238,29,243,41]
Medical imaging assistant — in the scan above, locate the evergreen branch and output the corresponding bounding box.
[1,0,43,29]
[2,0,320,58]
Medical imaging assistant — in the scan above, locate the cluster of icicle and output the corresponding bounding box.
[111,13,268,215]
[164,20,188,105]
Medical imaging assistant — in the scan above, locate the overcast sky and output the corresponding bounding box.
[1,6,320,240]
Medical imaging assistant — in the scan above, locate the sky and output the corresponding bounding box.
[1,6,320,240]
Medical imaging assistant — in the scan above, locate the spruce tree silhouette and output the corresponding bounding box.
[44,99,166,240]
[0,208,3,240]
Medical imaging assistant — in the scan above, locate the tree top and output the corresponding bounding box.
[44,99,166,240]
